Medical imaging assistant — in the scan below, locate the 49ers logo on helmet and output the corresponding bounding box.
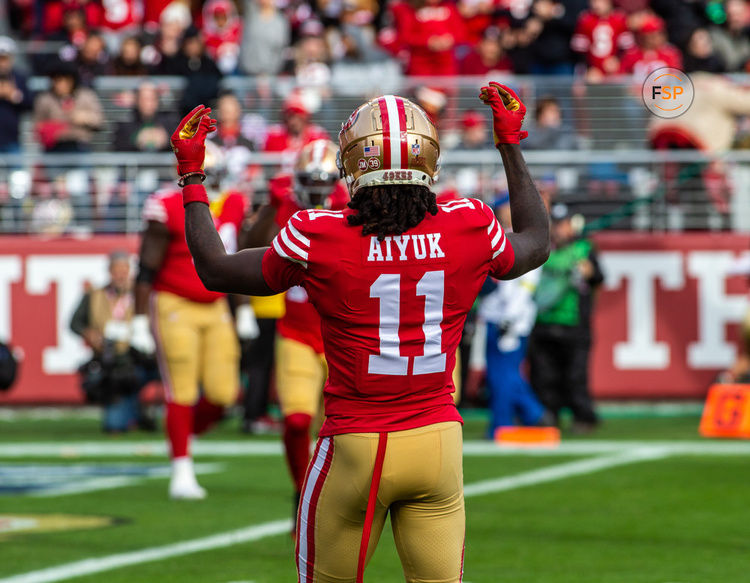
[342,109,360,132]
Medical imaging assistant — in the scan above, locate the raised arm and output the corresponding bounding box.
[480,82,550,279]
[183,177,274,295]
[497,143,550,279]
[171,105,275,296]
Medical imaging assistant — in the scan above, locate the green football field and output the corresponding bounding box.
[1,405,749,583]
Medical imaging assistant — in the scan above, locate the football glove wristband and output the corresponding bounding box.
[182,184,210,206]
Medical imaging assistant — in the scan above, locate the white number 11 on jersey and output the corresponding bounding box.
[368,270,447,376]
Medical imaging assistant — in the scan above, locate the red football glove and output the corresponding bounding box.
[170,105,217,181]
[479,82,528,146]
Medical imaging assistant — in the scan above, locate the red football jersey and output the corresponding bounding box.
[387,0,466,76]
[100,0,142,30]
[262,198,515,436]
[271,174,350,353]
[620,45,683,78]
[263,125,330,155]
[142,190,247,303]
[571,11,634,72]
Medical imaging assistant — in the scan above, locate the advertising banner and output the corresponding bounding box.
[1,232,748,403]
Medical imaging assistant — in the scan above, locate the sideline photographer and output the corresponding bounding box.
[70,251,157,433]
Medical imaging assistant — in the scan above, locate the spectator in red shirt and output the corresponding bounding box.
[42,0,102,38]
[202,0,242,74]
[620,15,682,79]
[456,109,493,149]
[143,0,177,30]
[458,0,497,46]
[571,0,634,80]
[263,94,329,157]
[99,0,141,37]
[391,0,466,76]
[459,26,514,75]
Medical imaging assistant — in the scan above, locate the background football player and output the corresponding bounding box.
[241,139,349,528]
[173,83,549,582]
[133,136,251,500]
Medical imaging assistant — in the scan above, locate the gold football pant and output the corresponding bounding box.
[276,336,327,417]
[151,291,239,406]
[296,421,465,583]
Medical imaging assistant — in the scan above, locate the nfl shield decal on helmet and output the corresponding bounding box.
[412,142,421,156]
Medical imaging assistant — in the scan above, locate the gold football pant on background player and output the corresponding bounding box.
[277,337,327,417]
[152,290,239,406]
[297,421,465,583]
[277,336,328,505]
[151,291,240,463]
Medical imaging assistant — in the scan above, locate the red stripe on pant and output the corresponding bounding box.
[297,437,334,583]
[460,531,466,582]
[295,439,322,562]
[356,432,388,583]
[377,98,391,169]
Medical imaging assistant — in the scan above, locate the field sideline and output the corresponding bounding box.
[1,408,748,583]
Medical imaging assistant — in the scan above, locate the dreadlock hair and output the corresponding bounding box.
[346,185,438,241]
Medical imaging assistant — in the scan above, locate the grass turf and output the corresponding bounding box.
[1,409,747,583]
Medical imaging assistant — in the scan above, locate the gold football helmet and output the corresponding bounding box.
[338,95,440,195]
[294,139,340,208]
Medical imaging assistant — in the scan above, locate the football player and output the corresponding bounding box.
[172,83,549,582]
[240,139,349,529]
[132,140,250,500]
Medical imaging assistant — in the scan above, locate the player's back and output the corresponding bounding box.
[143,189,245,303]
[265,197,514,436]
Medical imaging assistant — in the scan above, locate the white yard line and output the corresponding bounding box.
[2,439,750,458]
[463,447,669,497]
[0,520,292,583]
[0,448,670,583]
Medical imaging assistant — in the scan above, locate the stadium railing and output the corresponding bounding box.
[3,74,750,234]
[2,149,749,235]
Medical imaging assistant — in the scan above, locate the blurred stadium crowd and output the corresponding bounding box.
[0,0,748,235]
[2,0,749,80]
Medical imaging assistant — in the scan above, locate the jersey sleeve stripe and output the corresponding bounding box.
[273,237,308,268]
[288,220,311,247]
[279,227,309,261]
[490,224,504,248]
[492,236,507,259]
[142,198,167,223]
